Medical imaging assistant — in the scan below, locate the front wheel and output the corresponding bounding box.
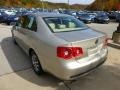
[30,51,44,75]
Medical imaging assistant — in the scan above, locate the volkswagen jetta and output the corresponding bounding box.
[11,13,108,80]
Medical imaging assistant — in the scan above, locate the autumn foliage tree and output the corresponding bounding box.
[0,0,120,11]
[0,0,87,10]
[87,0,120,11]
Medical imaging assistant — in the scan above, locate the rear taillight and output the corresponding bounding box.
[72,47,83,57]
[57,47,73,60]
[57,47,83,60]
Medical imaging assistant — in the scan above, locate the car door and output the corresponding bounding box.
[14,15,31,52]
[19,15,37,54]
[13,16,26,49]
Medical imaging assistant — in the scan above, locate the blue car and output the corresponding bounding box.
[116,13,120,22]
[0,12,3,23]
[94,13,110,24]
[0,12,6,23]
[89,13,97,22]
[77,13,92,24]
[5,15,19,25]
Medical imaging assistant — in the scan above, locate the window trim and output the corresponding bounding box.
[43,17,55,33]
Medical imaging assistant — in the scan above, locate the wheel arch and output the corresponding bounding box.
[28,48,46,71]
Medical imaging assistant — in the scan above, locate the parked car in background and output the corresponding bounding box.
[0,12,4,23]
[63,10,73,15]
[94,13,110,24]
[116,13,120,22]
[77,13,92,23]
[89,13,97,22]
[108,11,117,19]
[63,10,77,18]
[12,13,108,80]
[0,9,20,25]
[4,10,16,15]
[4,14,19,25]
[0,12,8,23]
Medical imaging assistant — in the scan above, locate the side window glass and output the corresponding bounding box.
[28,17,34,29]
[22,16,30,29]
[31,18,37,32]
[16,16,29,28]
[27,16,37,32]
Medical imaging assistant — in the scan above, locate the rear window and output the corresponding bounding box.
[44,16,88,33]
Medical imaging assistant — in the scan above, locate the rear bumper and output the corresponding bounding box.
[70,57,106,79]
[55,48,108,80]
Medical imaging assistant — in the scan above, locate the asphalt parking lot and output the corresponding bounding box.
[88,22,118,38]
[0,23,120,90]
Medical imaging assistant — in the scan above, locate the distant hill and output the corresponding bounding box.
[87,0,120,11]
[0,0,87,10]
[0,0,119,11]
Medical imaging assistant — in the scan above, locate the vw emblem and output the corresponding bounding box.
[95,39,99,44]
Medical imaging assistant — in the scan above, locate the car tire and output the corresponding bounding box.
[30,51,44,75]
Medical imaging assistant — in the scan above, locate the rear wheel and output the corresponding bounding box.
[30,51,44,75]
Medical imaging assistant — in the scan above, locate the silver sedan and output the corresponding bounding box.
[11,13,108,80]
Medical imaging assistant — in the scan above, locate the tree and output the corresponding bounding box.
[87,0,120,11]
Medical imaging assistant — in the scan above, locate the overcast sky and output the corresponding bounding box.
[43,0,95,5]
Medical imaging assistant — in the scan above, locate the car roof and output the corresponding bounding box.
[28,12,71,18]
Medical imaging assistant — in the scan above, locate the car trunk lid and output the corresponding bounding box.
[54,28,106,59]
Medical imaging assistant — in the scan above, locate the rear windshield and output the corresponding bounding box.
[44,16,88,33]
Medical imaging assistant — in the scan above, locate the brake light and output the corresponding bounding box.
[57,47,83,60]
[73,47,83,57]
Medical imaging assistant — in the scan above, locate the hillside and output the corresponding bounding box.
[0,0,87,10]
[87,0,120,11]
[0,0,120,11]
